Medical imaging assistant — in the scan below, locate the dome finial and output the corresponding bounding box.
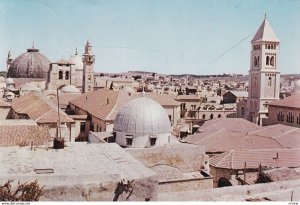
[32,41,35,48]
[75,47,78,55]
[264,13,267,20]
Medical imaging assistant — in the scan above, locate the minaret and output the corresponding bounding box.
[82,41,95,93]
[247,15,280,126]
[6,50,13,72]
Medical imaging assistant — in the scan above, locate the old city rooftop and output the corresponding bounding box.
[0,143,156,185]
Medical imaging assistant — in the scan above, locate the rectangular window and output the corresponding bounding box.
[150,137,157,146]
[126,138,133,146]
[80,122,85,132]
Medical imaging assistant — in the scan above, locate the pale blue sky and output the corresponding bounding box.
[0,0,299,75]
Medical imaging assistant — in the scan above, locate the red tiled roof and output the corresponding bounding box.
[267,94,300,109]
[36,110,74,123]
[197,118,261,133]
[51,93,81,109]
[186,129,283,152]
[184,118,279,152]
[249,124,300,149]
[146,93,180,106]
[262,167,300,182]
[210,149,300,170]
[11,93,74,123]
[0,124,51,147]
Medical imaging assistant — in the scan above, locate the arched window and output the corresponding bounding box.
[65,71,69,80]
[250,101,253,109]
[218,114,221,118]
[218,177,232,187]
[241,107,245,115]
[257,56,260,65]
[254,101,257,109]
[270,56,275,66]
[210,114,213,119]
[59,70,63,79]
[202,114,205,119]
[266,56,270,66]
[254,57,257,66]
[268,77,272,87]
[268,44,271,49]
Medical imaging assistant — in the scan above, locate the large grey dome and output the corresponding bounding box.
[7,47,51,79]
[114,96,171,136]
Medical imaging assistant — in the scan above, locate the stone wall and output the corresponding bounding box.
[0,175,158,201]
[158,178,300,201]
[127,144,206,173]
[210,166,234,188]
[158,178,213,193]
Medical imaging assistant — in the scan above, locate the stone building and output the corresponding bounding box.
[267,94,300,128]
[46,42,94,93]
[10,93,75,141]
[210,149,300,188]
[246,16,280,126]
[127,143,213,193]
[223,91,248,104]
[82,41,95,93]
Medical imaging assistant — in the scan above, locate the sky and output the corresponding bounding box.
[0,0,299,75]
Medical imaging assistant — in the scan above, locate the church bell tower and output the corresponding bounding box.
[82,41,95,93]
[247,15,280,125]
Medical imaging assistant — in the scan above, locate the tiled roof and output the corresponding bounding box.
[146,93,180,106]
[11,93,74,123]
[248,124,300,149]
[176,95,201,100]
[0,123,51,147]
[267,94,300,109]
[186,129,283,152]
[69,90,120,121]
[228,91,248,98]
[263,167,300,182]
[36,110,74,123]
[210,149,300,170]
[51,93,81,109]
[251,17,280,43]
[0,99,10,107]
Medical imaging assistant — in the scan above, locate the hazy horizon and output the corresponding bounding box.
[1,0,299,75]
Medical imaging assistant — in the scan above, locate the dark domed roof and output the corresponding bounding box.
[7,47,51,79]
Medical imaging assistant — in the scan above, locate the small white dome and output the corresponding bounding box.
[61,85,80,93]
[6,78,14,84]
[293,80,300,94]
[68,54,83,70]
[124,86,134,94]
[114,95,171,146]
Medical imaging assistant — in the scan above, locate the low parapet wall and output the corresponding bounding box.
[158,178,300,201]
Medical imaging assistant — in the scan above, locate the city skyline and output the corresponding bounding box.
[0,0,299,75]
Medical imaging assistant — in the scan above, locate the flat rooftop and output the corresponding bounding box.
[0,142,156,185]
